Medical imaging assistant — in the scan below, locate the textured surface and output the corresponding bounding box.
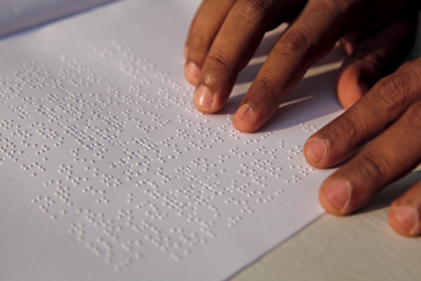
[0,1,348,281]
[231,171,421,281]
[231,10,421,281]
[1,2,420,281]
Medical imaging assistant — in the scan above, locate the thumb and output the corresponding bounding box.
[336,12,417,109]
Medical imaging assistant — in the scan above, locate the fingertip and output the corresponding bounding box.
[185,61,201,86]
[232,104,262,133]
[319,180,352,216]
[236,104,254,121]
[232,121,259,133]
[389,204,421,237]
[183,45,188,59]
[319,183,344,216]
[193,84,214,112]
[233,104,254,131]
[304,137,327,167]
[337,64,366,109]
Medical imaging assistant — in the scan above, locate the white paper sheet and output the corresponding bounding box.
[0,1,345,280]
[0,0,115,38]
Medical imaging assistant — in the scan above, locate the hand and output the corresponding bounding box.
[184,0,420,236]
[305,56,421,237]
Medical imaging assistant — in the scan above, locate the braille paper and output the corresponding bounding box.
[0,1,345,280]
[0,0,115,38]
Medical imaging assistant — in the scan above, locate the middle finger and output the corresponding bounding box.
[192,0,306,113]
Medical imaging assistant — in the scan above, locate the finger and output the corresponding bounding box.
[319,99,421,217]
[232,0,357,132]
[184,0,237,85]
[193,0,307,113]
[304,57,421,168]
[336,12,417,109]
[231,0,417,133]
[389,180,421,237]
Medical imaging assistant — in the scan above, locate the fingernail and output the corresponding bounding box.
[194,85,213,110]
[358,81,369,95]
[185,62,201,84]
[394,205,418,233]
[306,138,327,162]
[324,180,351,212]
[235,104,254,121]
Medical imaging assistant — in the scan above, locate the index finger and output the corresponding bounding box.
[232,0,364,132]
[192,0,306,114]
[184,0,237,85]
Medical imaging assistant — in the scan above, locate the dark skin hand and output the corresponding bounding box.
[184,0,421,236]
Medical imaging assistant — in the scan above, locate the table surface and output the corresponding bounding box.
[231,12,421,281]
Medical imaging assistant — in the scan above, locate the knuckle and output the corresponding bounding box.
[373,73,413,114]
[274,29,310,57]
[253,77,271,92]
[235,0,267,22]
[332,114,362,141]
[252,77,273,95]
[324,109,373,147]
[189,32,208,50]
[358,150,392,184]
[204,50,231,76]
[188,33,212,64]
[249,76,280,104]
[405,101,421,129]
[361,54,384,75]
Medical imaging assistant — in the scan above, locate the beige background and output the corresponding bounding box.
[231,11,421,281]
